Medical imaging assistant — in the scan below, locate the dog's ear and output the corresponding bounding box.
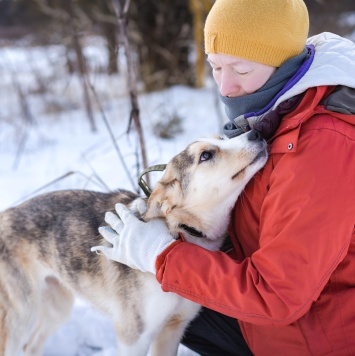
[144,164,182,220]
[144,183,165,219]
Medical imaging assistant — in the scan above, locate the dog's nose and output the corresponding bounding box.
[247,129,263,141]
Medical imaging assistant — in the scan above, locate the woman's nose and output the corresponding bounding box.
[219,73,239,98]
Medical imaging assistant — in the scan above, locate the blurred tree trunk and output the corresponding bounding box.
[100,1,119,75]
[189,0,212,88]
[104,23,119,74]
[64,0,97,132]
[110,0,150,184]
[130,1,194,91]
[90,0,120,74]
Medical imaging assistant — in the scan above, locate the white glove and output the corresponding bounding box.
[91,203,176,274]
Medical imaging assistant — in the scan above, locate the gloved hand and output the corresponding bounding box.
[91,203,176,274]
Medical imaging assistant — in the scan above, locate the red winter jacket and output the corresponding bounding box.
[156,86,355,355]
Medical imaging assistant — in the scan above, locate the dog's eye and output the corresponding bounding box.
[199,150,214,162]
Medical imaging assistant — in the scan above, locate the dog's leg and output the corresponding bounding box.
[115,326,151,356]
[0,307,24,356]
[0,306,35,356]
[116,341,150,356]
[149,300,201,356]
[110,306,150,356]
[148,315,192,356]
[0,277,39,356]
[23,276,74,356]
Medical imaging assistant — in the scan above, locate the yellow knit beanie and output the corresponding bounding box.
[204,0,309,67]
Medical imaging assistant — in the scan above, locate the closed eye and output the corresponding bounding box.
[233,69,249,75]
[199,150,215,163]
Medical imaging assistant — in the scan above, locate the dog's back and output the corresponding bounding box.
[0,190,197,356]
[0,189,137,296]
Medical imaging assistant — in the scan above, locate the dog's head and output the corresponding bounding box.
[144,130,268,250]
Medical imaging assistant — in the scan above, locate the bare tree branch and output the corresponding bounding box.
[87,80,137,192]
[110,0,150,185]
[10,171,108,208]
[65,0,97,132]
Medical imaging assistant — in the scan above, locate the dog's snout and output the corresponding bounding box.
[247,129,263,142]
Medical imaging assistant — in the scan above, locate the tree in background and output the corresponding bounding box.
[189,0,213,88]
[128,1,193,91]
[0,0,354,91]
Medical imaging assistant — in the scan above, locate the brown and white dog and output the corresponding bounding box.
[0,130,267,356]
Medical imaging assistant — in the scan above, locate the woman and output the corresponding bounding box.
[93,0,355,354]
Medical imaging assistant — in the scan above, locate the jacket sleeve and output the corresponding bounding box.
[156,117,355,326]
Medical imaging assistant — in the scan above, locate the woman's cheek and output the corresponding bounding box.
[244,76,267,94]
[212,71,221,87]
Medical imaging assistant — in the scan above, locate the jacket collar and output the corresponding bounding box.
[273,32,355,110]
[269,86,338,154]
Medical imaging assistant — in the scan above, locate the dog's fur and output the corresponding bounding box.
[0,131,267,356]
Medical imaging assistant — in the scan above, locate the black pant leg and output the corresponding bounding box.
[181,307,253,356]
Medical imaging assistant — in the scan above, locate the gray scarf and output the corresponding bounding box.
[221,48,308,137]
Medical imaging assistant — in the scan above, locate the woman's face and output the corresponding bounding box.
[207,53,277,98]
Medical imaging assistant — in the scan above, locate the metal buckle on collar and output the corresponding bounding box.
[138,164,167,197]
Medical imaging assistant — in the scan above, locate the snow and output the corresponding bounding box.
[0,40,224,355]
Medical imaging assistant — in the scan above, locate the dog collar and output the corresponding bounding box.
[179,224,206,238]
[138,164,167,197]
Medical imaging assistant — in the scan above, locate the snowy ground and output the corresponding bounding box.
[0,39,223,355]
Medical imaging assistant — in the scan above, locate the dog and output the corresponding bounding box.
[0,130,267,356]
